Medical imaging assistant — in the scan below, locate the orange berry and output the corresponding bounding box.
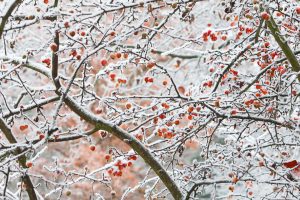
[20,125,28,131]
[146,61,155,69]
[125,103,132,109]
[232,176,239,183]
[50,43,58,52]
[229,185,234,192]
[188,107,194,113]
[116,52,122,59]
[69,30,76,37]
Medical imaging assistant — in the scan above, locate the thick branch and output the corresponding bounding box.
[49,34,183,198]
[0,117,37,200]
[0,0,23,39]
[63,97,183,199]
[266,16,300,80]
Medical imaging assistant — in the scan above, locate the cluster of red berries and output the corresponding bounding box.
[110,52,128,60]
[235,25,253,40]
[161,102,170,110]
[117,78,127,84]
[107,155,137,177]
[135,134,143,141]
[202,30,217,42]
[69,49,81,60]
[255,84,268,96]
[146,61,156,69]
[229,69,238,76]
[203,80,213,88]
[156,127,175,139]
[144,76,154,83]
[244,99,262,108]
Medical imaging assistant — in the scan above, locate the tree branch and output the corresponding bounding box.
[0,0,23,39]
[0,117,37,200]
[266,15,300,80]
[48,43,183,198]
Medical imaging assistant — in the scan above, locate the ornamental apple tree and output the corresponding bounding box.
[1,0,300,199]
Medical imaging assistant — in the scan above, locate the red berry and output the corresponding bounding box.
[20,125,28,131]
[117,171,122,176]
[105,154,111,161]
[70,50,77,57]
[255,85,262,89]
[231,110,237,115]
[125,103,132,109]
[283,160,298,168]
[109,73,116,81]
[129,155,137,160]
[110,31,116,36]
[135,134,143,141]
[188,106,194,113]
[146,61,155,69]
[39,134,45,140]
[50,43,58,52]
[116,52,122,59]
[296,7,300,15]
[26,161,33,168]
[64,21,70,28]
[89,145,96,151]
[228,185,234,192]
[69,31,76,37]
[101,59,108,66]
[207,81,213,87]
[261,12,270,21]
[42,58,51,65]
[232,176,239,184]
[264,42,270,48]
[148,77,153,83]
[221,35,227,41]
[159,113,166,119]
[224,90,230,95]
[259,160,264,167]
